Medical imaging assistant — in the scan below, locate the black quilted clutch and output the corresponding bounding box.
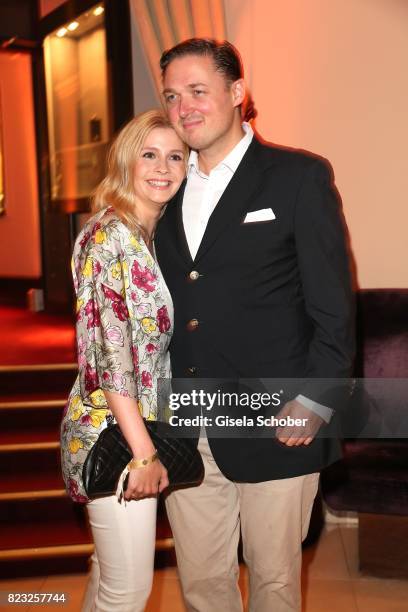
[82,420,204,498]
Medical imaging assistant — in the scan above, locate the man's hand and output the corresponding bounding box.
[275,399,324,446]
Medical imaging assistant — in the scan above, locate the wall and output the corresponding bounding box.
[129,2,160,115]
[0,51,41,278]
[39,0,67,18]
[3,1,404,285]
[224,0,408,288]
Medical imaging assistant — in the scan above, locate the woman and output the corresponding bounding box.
[60,109,187,611]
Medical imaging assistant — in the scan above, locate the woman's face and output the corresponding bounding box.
[133,127,186,209]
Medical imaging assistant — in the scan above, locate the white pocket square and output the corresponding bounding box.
[243,208,276,223]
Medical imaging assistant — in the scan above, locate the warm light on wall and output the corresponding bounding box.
[67,21,79,32]
[56,27,67,38]
[93,6,104,16]
[130,0,226,98]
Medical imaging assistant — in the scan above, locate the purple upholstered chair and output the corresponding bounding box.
[321,289,408,578]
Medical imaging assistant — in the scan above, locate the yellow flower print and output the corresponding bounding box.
[82,257,93,277]
[137,400,144,416]
[89,408,108,428]
[141,317,157,334]
[146,410,156,421]
[71,395,82,408]
[69,438,84,454]
[71,407,83,421]
[129,235,142,251]
[94,229,107,244]
[69,395,83,421]
[76,298,84,313]
[122,260,129,289]
[111,261,122,280]
[89,389,107,408]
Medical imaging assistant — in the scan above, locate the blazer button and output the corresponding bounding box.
[186,318,199,331]
[187,366,197,376]
[189,270,200,281]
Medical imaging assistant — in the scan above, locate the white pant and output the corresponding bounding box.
[81,494,157,612]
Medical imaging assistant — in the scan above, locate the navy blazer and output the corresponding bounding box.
[155,136,355,481]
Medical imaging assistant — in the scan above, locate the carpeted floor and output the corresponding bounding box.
[0,306,76,366]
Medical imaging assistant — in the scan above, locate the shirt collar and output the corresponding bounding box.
[188,122,254,177]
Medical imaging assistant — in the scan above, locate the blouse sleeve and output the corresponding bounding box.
[74,224,138,403]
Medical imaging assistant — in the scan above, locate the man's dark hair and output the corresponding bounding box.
[160,38,243,84]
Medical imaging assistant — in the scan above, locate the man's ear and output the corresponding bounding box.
[231,79,246,108]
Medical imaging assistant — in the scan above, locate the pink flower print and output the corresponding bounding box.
[136,303,151,317]
[93,260,102,276]
[104,325,124,346]
[101,284,122,302]
[157,305,171,333]
[76,308,83,324]
[146,343,157,354]
[77,335,87,367]
[131,261,157,293]
[84,298,101,329]
[79,232,91,249]
[101,284,129,322]
[91,221,101,236]
[84,364,99,392]
[112,301,129,322]
[68,478,88,503]
[80,413,92,426]
[132,345,139,373]
[112,372,125,391]
[102,371,111,382]
[141,370,152,388]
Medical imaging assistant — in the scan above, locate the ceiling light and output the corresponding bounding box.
[93,6,104,16]
[67,21,79,31]
[56,27,67,37]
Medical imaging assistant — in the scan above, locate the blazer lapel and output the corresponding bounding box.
[163,179,193,266]
[193,138,270,264]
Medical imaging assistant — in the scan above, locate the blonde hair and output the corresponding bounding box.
[92,109,187,237]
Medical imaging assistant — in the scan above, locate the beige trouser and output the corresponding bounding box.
[81,494,157,612]
[166,437,319,612]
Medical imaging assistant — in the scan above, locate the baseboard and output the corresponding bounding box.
[323,502,358,525]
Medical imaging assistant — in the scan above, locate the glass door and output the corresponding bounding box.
[43,3,109,214]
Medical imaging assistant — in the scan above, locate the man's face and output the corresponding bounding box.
[162,54,243,153]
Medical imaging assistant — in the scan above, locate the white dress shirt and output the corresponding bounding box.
[182,123,333,424]
[183,123,254,260]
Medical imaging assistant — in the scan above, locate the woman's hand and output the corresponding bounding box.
[124,459,169,501]
[102,390,169,500]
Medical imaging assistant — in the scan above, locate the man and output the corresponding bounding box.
[155,38,354,612]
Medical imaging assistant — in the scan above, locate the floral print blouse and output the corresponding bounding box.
[60,208,173,502]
